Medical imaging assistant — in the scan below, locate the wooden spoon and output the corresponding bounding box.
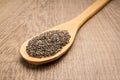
[20,0,110,65]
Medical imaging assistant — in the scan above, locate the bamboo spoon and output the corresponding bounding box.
[20,0,110,65]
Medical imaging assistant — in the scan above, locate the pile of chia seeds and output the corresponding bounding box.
[26,30,71,58]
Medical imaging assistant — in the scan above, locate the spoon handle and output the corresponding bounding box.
[72,0,110,30]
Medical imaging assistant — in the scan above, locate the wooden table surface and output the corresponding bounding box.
[0,0,120,80]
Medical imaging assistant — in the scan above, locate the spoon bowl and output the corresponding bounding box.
[20,22,77,64]
[20,0,110,65]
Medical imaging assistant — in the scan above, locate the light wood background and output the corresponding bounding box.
[0,0,120,80]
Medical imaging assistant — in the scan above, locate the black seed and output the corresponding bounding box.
[26,30,71,58]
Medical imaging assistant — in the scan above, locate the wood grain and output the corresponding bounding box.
[0,0,120,80]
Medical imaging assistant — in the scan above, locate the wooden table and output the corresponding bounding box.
[0,0,120,80]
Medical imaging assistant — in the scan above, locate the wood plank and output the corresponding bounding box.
[0,0,120,80]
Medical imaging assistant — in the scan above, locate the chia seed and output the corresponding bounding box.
[26,30,71,58]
